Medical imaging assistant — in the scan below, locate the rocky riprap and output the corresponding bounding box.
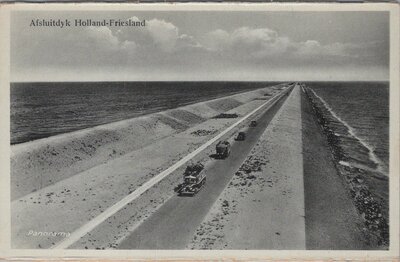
[304,87,389,247]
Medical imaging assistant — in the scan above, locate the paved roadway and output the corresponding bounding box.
[118,86,293,249]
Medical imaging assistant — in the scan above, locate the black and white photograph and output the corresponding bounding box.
[1,3,399,259]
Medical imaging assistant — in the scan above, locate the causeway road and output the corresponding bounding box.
[118,85,294,249]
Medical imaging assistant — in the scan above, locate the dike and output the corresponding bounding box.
[303,86,389,247]
[11,85,283,200]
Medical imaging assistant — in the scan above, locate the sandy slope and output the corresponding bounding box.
[11,86,278,200]
[188,86,305,249]
[11,87,283,249]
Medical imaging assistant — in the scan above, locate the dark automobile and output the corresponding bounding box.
[175,162,206,196]
[216,140,231,159]
[250,120,257,127]
[236,132,246,141]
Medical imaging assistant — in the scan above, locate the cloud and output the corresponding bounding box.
[145,18,179,52]
[202,27,362,62]
[11,15,388,81]
[295,40,360,58]
[86,26,119,48]
[13,24,138,70]
[204,27,292,55]
[114,17,202,54]
[229,27,290,55]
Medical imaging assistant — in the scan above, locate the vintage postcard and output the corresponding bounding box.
[0,3,399,260]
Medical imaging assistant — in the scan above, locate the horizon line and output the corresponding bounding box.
[10,80,390,84]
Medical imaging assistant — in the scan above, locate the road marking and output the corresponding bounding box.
[52,86,290,249]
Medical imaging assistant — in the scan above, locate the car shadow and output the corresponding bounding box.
[209,153,221,159]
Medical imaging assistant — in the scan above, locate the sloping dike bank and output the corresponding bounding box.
[12,84,287,249]
[303,86,389,248]
[11,85,281,200]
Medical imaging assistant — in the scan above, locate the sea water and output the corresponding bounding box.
[307,81,389,175]
[11,81,279,144]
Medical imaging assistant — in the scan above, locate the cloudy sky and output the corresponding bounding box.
[11,11,389,82]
